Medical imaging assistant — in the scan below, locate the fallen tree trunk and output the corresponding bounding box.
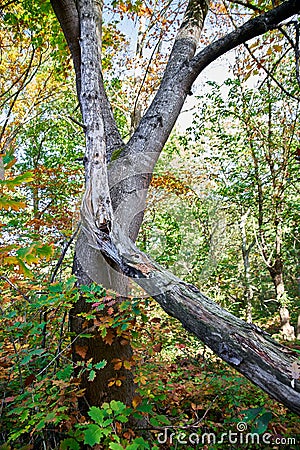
[80,219,300,416]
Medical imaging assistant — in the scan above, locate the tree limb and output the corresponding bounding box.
[189,0,300,80]
[50,0,123,157]
[79,217,300,416]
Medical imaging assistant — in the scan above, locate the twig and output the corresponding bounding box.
[0,275,31,302]
[244,42,300,102]
[41,224,80,348]
[67,115,86,130]
[10,337,24,393]
[37,325,95,377]
[132,36,163,130]
[227,0,263,12]
[55,310,67,368]
[50,222,81,283]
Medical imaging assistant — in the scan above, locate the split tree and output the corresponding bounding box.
[50,0,300,416]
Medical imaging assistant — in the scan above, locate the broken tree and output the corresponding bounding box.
[50,0,300,415]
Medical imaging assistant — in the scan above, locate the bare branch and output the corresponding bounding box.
[226,0,263,12]
[189,0,300,79]
[244,42,300,101]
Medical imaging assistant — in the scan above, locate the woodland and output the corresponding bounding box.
[0,0,300,448]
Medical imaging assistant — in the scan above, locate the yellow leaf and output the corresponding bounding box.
[132,395,142,408]
[4,256,18,265]
[123,360,132,370]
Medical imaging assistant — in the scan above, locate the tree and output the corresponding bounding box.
[44,0,300,416]
[189,63,300,338]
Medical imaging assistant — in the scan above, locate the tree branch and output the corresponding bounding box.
[244,42,300,101]
[50,0,123,157]
[226,0,263,12]
[189,0,300,80]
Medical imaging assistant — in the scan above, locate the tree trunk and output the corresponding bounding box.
[69,0,138,411]
[71,250,136,413]
[269,258,295,341]
[239,210,254,323]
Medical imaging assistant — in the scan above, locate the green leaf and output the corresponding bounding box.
[110,400,126,413]
[0,171,34,188]
[109,443,124,450]
[36,244,54,259]
[94,360,107,369]
[49,282,63,293]
[154,414,171,425]
[60,438,80,450]
[252,412,273,435]
[83,424,103,446]
[36,419,46,431]
[241,407,264,422]
[126,437,150,449]
[88,406,106,425]
[57,364,73,381]
[149,417,160,427]
[16,246,31,258]
[115,414,128,423]
[20,409,29,422]
[88,370,96,381]
[18,258,34,277]
[137,402,153,413]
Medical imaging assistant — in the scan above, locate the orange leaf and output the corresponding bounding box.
[113,359,123,370]
[153,343,162,353]
[103,329,114,345]
[25,374,36,386]
[75,345,88,359]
